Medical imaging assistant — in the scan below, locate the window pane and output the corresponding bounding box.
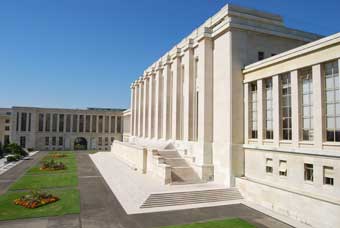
[327,104,335,115]
[327,117,335,128]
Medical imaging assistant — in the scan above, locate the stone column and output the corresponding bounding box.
[291,70,299,146]
[130,85,135,136]
[134,82,139,137]
[138,79,144,137]
[257,79,263,144]
[143,76,149,138]
[244,83,249,144]
[272,75,280,146]
[313,64,323,149]
[154,65,163,139]
[196,35,213,168]
[162,59,172,140]
[148,72,155,138]
[171,51,181,140]
[182,40,194,141]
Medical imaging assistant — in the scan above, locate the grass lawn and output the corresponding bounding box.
[0,188,80,221]
[26,157,78,174]
[160,218,255,228]
[9,173,78,190]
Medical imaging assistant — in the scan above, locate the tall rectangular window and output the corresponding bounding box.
[92,115,97,132]
[98,116,103,133]
[304,163,314,182]
[45,113,51,132]
[324,61,340,142]
[300,68,313,141]
[281,73,292,140]
[279,160,287,176]
[86,115,91,132]
[98,137,102,146]
[105,116,109,133]
[79,115,84,132]
[38,113,44,132]
[52,114,58,132]
[52,137,56,146]
[28,113,31,131]
[45,137,49,146]
[59,114,64,132]
[16,112,19,131]
[59,137,63,146]
[264,79,273,139]
[72,115,78,132]
[66,114,71,132]
[249,82,258,139]
[266,158,273,174]
[323,166,334,186]
[21,112,27,132]
[117,116,122,133]
[111,116,116,133]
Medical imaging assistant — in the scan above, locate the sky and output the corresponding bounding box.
[0,0,339,109]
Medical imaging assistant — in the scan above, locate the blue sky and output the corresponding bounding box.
[0,0,339,109]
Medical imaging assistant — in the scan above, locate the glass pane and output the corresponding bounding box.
[303,107,311,117]
[327,117,335,128]
[336,117,340,129]
[325,63,333,75]
[336,131,340,142]
[303,95,310,105]
[303,118,310,129]
[326,77,334,89]
[327,131,334,141]
[303,130,310,141]
[327,91,334,103]
[327,104,335,115]
[283,118,289,128]
[335,76,339,89]
[336,90,340,102]
[336,104,340,115]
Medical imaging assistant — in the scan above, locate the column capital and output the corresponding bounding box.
[197,27,212,42]
[182,38,194,52]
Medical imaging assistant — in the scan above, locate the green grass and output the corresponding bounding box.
[160,218,255,228]
[27,157,78,174]
[0,188,80,221]
[9,173,78,190]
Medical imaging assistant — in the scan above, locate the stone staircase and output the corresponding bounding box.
[140,188,243,208]
[155,149,202,185]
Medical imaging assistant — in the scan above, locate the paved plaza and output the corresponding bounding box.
[0,151,292,228]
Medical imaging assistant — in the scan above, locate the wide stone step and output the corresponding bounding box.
[171,167,201,183]
[140,188,242,208]
[164,158,189,167]
[157,150,181,158]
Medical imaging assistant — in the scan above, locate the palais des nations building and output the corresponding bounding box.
[1,4,339,228]
[114,4,340,228]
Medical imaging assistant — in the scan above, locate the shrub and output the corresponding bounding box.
[6,154,22,162]
[40,159,66,171]
[14,190,59,209]
[4,143,28,157]
[27,148,34,152]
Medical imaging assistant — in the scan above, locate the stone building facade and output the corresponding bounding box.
[6,106,125,151]
[114,4,340,228]
[0,108,12,147]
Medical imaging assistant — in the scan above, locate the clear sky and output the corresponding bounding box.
[0,0,339,109]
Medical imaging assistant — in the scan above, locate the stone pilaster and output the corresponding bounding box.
[171,51,181,140]
[244,83,249,144]
[182,40,194,141]
[272,75,280,146]
[257,79,263,144]
[148,72,155,139]
[138,79,144,137]
[134,82,139,137]
[162,59,172,140]
[313,64,323,149]
[154,65,163,139]
[291,70,299,146]
[143,76,149,138]
[130,85,135,136]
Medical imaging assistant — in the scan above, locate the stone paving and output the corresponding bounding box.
[0,151,292,228]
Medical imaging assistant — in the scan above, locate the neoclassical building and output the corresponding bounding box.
[113,4,340,228]
[2,106,125,151]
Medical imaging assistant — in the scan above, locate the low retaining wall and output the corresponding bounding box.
[111,141,147,173]
[236,177,340,228]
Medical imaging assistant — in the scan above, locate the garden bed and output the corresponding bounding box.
[14,190,59,209]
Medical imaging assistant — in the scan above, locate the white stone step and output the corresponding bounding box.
[171,167,201,184]
[140,188,242,208]
[157,150,181,158]
[164,158,189,167]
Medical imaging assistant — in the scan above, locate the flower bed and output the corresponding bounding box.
[40,160,66,171]
[49,153,67,158]
[14,190,59,209]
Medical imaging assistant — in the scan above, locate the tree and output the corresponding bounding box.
[4,143,28,157]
